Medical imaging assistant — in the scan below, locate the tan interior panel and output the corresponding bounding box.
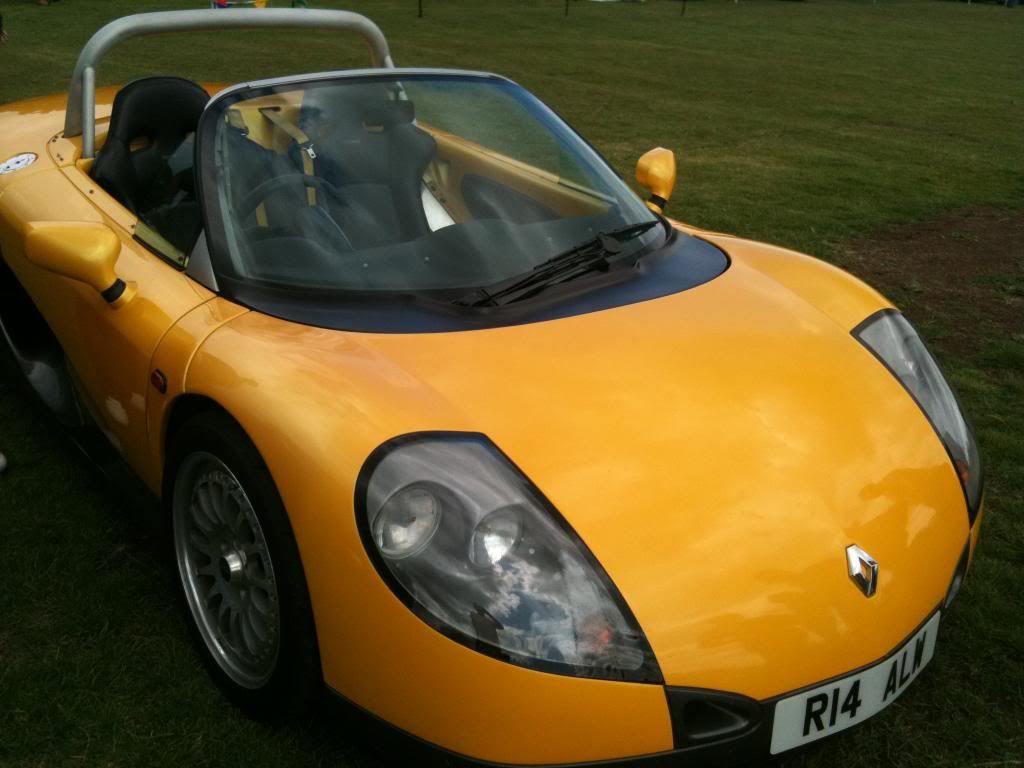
[422,126,612,222]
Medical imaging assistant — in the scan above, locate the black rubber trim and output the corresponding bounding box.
[133,233,190,271]
[353,431,663,684]
[101,279,126,303]
[943,537,972,610]
[648,194,668,211]
[851,308,984,525]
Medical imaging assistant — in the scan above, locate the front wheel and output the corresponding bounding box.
[167,412,321,719]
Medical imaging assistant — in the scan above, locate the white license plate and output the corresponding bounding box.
[770,612,940,754]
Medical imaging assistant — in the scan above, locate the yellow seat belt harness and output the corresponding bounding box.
[260,107,318,206]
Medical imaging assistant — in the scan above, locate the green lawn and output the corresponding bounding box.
[1,1,1022,766]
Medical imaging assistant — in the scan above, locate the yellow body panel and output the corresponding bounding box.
[176,244,970,760]
[0,85,980,764]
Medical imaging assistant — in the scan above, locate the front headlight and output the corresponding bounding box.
[356,433,662,683]
[854,310,983,521]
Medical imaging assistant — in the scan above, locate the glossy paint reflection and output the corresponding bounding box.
[180,228,970,760]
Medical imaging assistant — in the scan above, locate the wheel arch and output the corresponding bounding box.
[162,392,325,715]
[162,394,244,496]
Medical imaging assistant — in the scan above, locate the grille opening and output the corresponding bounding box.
[666,687,764,750]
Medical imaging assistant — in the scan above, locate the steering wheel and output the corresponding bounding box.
[236,173,354,252]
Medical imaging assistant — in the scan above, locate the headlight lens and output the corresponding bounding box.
[470,506,523,568]
[373,484,442,560]
[357,433,662,683]
[854,310,982,520]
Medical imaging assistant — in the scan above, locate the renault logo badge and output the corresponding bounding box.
[846,544,879,598]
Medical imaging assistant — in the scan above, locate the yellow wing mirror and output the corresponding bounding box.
[24,222,134,308]
[635,147,677,215]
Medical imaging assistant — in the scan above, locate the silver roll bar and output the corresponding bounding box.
[64,9,395,158]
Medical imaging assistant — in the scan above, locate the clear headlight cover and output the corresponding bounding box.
[855,310,983,519]
[357,434,662,683]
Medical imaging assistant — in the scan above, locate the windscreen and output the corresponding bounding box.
[200,73,661,295]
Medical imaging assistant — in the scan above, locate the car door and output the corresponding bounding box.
[4,129,211,488]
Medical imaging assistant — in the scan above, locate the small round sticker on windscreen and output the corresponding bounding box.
[0,153,37,175]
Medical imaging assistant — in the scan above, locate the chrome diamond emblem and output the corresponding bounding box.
[846,544,879,598]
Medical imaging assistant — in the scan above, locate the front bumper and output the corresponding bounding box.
[327,683,768,768]
[326,609,940,768]
[330,526,979,768]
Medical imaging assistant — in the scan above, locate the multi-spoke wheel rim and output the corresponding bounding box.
[173,452,280,689]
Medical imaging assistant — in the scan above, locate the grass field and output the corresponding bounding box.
[0,1,1022,767]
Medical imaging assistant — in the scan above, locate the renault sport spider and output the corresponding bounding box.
[0,9,984,766]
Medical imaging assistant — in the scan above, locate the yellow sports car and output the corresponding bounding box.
[0,9,984,766]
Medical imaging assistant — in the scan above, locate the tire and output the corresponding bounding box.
[166,410,321,720]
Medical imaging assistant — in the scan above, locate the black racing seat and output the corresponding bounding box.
[298,85,437,249]
[221,116,357,264]
[91,76,209,253]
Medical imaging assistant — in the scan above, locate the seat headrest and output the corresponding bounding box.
[362,100,415,128]
[301,83,415,140]
[106,76,210,147]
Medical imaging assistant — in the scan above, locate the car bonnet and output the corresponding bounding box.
[194,241,970,700]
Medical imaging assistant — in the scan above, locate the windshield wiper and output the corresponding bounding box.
[455,219,661,308]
